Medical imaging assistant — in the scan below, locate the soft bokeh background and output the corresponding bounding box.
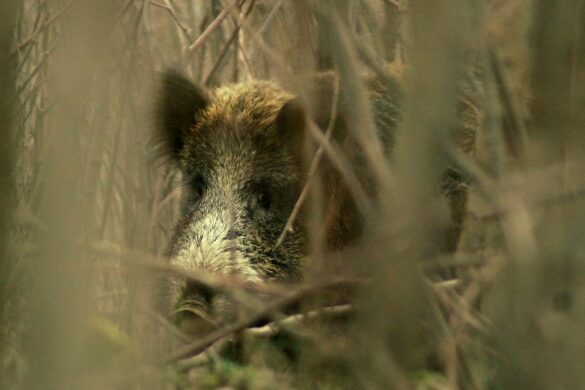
[2,1,585,388]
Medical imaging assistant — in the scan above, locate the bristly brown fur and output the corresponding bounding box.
[154,69,475,332]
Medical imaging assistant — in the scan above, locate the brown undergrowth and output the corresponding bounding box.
[2,1,585,389]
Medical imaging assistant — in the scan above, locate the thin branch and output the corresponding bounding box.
[89,240,363,300]
[306,120,373,216]
[185,0,244,57]
[163,283,344,362]
[276,74,340,247]
[14,36,59,106]
[489,46,529,160]
[203,0,256,85]
[166,272,465,364]
[151,0,193,42]
[245,304,354,337]
[252,0,283,39]
[137,305,192,343]
[10,2,71,58]
[220,0,302,89]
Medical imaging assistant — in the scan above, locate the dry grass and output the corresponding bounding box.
[2,0,585,389]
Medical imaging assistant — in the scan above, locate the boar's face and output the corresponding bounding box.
[156,71,307,334]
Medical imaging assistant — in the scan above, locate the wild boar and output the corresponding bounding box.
[154,70,472,335]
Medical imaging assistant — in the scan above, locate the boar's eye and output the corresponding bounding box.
[249,182,275,214]
[248,182,282,217]
[256,189,272,210]
[188,175,206,203]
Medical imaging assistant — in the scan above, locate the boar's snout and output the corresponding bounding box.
[173,282,218,336]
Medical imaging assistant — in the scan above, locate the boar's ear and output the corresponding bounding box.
[156,70,209,161]
[275,97,307,144]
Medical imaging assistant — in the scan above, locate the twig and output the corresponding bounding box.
[219,0,302,90]
[176,304,356,371]
[185,0,244,57]
[98,117,123,238]
[489,46,528,160]
[235,37,253,79]
[151,0,193,42]
[90,241,280,296]
[203,28,239,85]
[246,304,354,337]
[167,273,463,363]
[90,240,364,301]
[307,120,373,216]
[14,74,52,118]
[310,2,394,195]
[10,1,71,58]
[203,0,256,85]
[14,36,59,106]
[421,252,487,271]
[276,74,340,247]
[350,30,402,95]
[252,0,283,39]
[137,305,192,343]
[163,283,344,363]
[456,158,585,220]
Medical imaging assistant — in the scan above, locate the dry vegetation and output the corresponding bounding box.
[2,0,585,389]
